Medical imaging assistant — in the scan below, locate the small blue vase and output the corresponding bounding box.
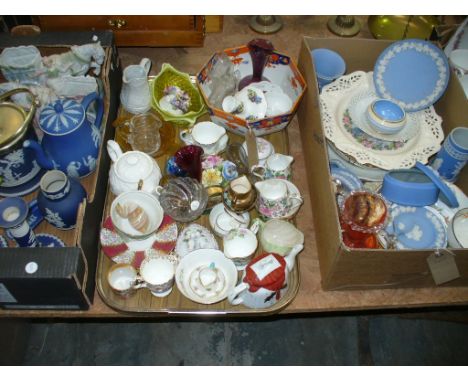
[37,170,87,230]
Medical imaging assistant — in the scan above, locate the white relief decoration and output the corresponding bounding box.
[91,124,101,148]
[0,149,41,187]
[66,161,81,178]
[405,225,423,242]
[44,208,66,228]
[39,100,84,134]
[83,155,96,172]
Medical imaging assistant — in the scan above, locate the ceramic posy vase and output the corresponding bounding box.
[37,170,87,230]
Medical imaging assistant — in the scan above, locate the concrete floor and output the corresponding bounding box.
[2,312,468,365]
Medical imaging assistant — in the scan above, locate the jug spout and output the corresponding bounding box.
[284,244,303,271]
[23,140,54,170]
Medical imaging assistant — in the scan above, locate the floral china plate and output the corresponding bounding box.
[385,205,448,249]
[320,71,444,170]
[374,39,450,112]
[100,215,178,269]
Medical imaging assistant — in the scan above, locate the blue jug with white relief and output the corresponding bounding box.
[23,92,104,178]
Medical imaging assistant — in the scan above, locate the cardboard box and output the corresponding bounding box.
[297,37,468,291]
[0,31,121,309]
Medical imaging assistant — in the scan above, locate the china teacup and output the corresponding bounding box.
[180,121,228,155]
[223,221,260,270]
[139,257,176,297]
[255,179,303,219]
[251,153,294,180]
[107,263,139,297]
[209,202,250,237]
[223,175,257,213]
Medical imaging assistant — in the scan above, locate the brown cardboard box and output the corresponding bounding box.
[297,37,468,291]
[0,31,121,309]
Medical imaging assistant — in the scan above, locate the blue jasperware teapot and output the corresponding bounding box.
[23,92,104,178]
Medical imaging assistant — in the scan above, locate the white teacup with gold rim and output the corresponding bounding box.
[223,221,260,270]
[139,257,175,297]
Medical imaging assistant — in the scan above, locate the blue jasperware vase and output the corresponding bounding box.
[37,170,87,230]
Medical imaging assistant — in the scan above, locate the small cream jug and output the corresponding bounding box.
[180,121,228,155]
[107,140,162,196]
[251,153,294,180]
[120,58,152,114]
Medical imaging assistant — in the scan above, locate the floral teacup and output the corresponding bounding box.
[255,179,303,219]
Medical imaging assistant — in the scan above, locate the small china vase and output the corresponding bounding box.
[238,39,275,91]
[37,170,87,230]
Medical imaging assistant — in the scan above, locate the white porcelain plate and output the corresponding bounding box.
[175,248,238,305]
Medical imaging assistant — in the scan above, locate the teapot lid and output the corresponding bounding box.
[39,99,85,136]
[243,252,286,293]
[115,151,154,182]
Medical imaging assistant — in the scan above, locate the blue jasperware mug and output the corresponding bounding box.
[432,127,468,182]
[310,48,346,91]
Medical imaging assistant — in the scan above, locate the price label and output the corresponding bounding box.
[427,250,460,286]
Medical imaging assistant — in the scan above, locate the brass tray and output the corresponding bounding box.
[96,109,301,316]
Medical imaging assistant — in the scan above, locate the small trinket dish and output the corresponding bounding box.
[366,99,406,134]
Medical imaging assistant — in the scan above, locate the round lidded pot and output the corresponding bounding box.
[366,99,406,134]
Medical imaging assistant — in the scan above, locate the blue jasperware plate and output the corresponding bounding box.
[374,39,450,112]
[386,205,448,249]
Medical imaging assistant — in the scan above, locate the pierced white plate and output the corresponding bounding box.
[320,71,444,170]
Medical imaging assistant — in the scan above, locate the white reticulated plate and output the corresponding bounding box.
[374,39,450,112]
[320,71,444,170]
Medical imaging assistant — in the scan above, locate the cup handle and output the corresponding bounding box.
[228,282,249,306]
[249,218,262,235]
[250,165,266,180]
[288,194,303,209]
[152,185,164,197]
[133,275,147,290]
[179,129,193,145]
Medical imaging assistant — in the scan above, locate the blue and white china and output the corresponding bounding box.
[382,169,439,207]
[386,205,448,250]
[0,88,43,192]
[373,39,450,112]
[37,170,87,230]
[327,143,387,182]
[415,162,459,208]
[310,48,346,91]
[366,99,406,135]
[431,127,468,182]
[348,89,420,143]
[330,161,363,193]
[0,197,37,247]
[0,235,8,248]
[6,199,44,241]
[36,233,65,248]
[23,92,104,178]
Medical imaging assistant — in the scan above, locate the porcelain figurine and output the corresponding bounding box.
[228,244,303,309]
[37,170,87,230]
[120,58,152,114]
[23,92,104,178]
[107,140,162,196]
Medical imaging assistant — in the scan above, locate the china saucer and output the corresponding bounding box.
[100,215,178,269]
[175,248,238,305]
[0,167,47,197]
[36,233,65,248]
[386,205,448,249]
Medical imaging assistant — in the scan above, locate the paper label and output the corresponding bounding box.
[251,255,281,281]
[0,283,17,303]
[245,128,259,168]
[427,251,460,286]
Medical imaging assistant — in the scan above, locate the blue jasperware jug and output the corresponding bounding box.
[23,92,104,178]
